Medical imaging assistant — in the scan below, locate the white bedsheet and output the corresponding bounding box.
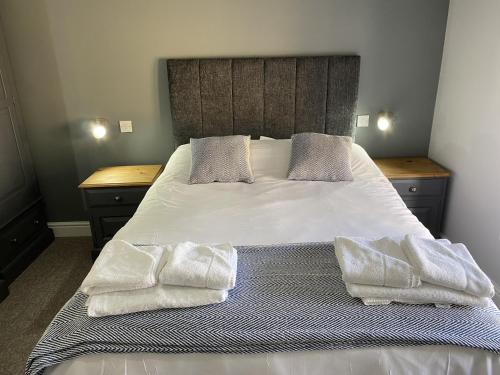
[116,140,432,245]
[47,346,498,375]
[48,141,500,374]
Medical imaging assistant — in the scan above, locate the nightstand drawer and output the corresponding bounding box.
[391,178,446,197]
[84,187,148,208]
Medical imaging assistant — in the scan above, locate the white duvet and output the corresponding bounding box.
[48,140,499,375]
[115,140,431,245]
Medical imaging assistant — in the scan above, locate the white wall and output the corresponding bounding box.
[429,0,500,285]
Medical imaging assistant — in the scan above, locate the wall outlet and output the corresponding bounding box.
[119,120,133,133]
[356,115,370,128]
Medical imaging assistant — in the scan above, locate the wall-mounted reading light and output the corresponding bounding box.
[377,112,393,132]
[91,118,108,139]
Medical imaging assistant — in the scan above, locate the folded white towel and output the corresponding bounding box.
[86,284,228,317]
[81,240,168,295]
[402,235,494,298]
[346,282,491,308]
[361,298,450,309]
[335,237,420,288]
[159,242,237,290]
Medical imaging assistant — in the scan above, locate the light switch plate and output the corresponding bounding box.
[357,115,370,128]
[119,120,133,133]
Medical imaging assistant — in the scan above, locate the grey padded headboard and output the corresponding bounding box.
[167,56,360,145]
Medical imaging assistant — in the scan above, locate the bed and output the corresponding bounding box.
[36,56,500,374]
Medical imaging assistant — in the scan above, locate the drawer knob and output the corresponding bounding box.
[34,219,40,225]
[10,238,18,244]
[409,186,417,193]
[114,195,122,202]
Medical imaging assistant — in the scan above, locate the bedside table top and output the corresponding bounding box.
[79,165,164,188]
[374,157,450,180]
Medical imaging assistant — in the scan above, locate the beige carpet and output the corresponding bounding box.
[0,237,93,375]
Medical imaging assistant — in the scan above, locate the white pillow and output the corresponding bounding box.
[250,139,291,179]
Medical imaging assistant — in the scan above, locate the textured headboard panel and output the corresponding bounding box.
[167,56,360,145]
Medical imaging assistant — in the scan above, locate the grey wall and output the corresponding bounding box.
[429,0,500,285]
[0,1,84,220]
[0,0,449,221]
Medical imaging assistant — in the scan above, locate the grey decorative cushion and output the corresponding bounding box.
[189,135,254,184]
[288,133,353,182]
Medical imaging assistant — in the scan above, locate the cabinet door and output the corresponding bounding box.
[403,197,442,237]
[0,25,38,227]
[88,205,139,248]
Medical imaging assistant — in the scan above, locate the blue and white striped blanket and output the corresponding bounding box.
[26,243,500,374]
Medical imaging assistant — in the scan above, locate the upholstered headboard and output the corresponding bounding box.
[167,56,360,145]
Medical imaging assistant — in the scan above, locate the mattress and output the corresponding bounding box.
[118,140,432,245]
[47,140,500,374]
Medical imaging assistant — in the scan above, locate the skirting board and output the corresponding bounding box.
[47,221,91,237]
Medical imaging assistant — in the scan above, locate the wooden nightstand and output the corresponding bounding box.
[79,165,163,259]
[374,157,451,237]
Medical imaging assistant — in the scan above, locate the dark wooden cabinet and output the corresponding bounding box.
[0,200,54,282]
[0,279,7,302]
[0,25,53,301]
[374,157,450,238]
